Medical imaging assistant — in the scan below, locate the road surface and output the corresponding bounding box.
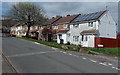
[2,37,118,73]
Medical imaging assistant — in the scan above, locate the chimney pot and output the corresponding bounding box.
[67,14,70,16]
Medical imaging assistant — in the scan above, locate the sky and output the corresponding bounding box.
[1,1,119,32]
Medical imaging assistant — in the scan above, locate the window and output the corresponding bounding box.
[63,24,67,28]
[73,24,79,28]
[88,22,93,27]
[58,34,62,39]
[35,26,38,29]
[47,25,51,29]
[40,26,43,29]
[53,34,57,40]
[30,27,32,30]
[54,26,58,29]
[73,36,79,42]
[67,33,70,37]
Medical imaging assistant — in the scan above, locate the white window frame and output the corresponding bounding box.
[54,26,58,29]
[73,36,79,42]
[53,34,57,40]
[35,26,38,29]
[88,22,93,27]
[30,26,32,30]
[73,24,79,28]
[63,24,67,28]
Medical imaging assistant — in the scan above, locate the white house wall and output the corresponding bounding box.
[57,34,67,44]
[69,21,98,45]
[99,11,116,38]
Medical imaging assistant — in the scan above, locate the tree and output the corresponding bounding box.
[8,2,47,37]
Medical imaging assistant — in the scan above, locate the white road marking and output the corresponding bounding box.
[34,42,40,44]
[108,63,112,66]
[112,67,115,69]
[69,53,72,55]
[82,57,87,60]
[60,51,63,52]
[90,60,97,63]
[99,62,108,66]
[73,55,77,56]
[63,52,67,54]
[6,51,58,57]
[116,68,120,70]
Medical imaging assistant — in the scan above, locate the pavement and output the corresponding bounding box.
[2,37,120,73]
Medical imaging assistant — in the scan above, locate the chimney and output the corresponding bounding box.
[52,17,55,19]
[67,14,70,16]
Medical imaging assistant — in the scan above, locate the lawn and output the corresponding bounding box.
[18,37,120,57]
[83,47,120,57]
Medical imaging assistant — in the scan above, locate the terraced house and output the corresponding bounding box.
[10,10,119,48]
[38,16,62,41]
[57,10,118,48]
[52,14,80,43]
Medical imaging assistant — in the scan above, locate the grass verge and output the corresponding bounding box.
[18,37,120,57]
[83,47,120,57]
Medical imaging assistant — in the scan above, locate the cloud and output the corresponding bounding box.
[1,0,119,2]
[1,2,119,31]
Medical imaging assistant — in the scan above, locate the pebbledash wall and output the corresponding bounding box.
[94,37,120,48]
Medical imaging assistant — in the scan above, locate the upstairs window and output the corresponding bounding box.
[88,22,93,27]
[73,24,79,28]
[30,26,32,30]
[63,24,67,28]
[54,26,58,29]
[47,25,51,29]
[35,26,38,29]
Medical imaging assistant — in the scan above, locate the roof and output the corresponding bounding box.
[44,16,62,25]
[53,14,80,25]
[72,10,108,23]
[80,29,98,35]
[57,30,69,33]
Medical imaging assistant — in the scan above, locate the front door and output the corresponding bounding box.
[81,35,88,47]
[48,34,52,41]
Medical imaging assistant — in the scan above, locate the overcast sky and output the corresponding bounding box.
[1,2,119,32]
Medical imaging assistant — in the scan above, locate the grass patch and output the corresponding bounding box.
[18,37,63,49]
[83,47,120,57]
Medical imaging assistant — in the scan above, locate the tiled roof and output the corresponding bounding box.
[80,29,98,34]
[44,16,62,25]
[57,30,69,33]
[53,14,80,24]
[72,10,108,23]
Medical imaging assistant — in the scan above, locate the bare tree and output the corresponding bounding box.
[8,2,47,37]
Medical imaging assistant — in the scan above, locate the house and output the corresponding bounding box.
[51,14,80,43]
[55,10,117,48]
[69,10,116,48]
[13,23,28,37]
[10,24,17,36]
[29,25,39,39]
[39,16,62,41]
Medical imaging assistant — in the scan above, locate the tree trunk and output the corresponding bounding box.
[26,23,31,37]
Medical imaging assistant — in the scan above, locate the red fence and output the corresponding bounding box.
[95,37,120,48]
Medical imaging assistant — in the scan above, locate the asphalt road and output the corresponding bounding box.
[2,37,118,73]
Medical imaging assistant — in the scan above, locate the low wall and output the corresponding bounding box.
[95,37,120,48]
